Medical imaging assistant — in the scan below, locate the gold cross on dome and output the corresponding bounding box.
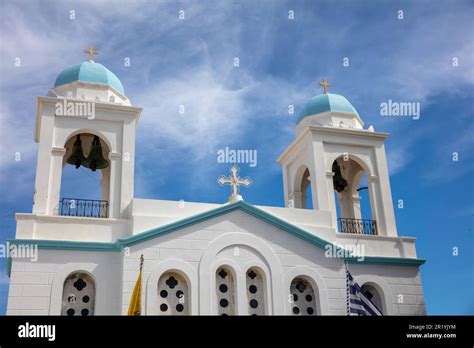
[217,165,252,202]
[319,78,331,94]
[83,45,99,62]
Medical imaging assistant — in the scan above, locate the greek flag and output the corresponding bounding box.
[346,269,383,316]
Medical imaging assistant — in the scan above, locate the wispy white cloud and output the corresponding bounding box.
[133,65,308,196]
[137,69,251,157]
[0,0,472,198]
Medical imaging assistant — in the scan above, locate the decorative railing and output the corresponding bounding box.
[58,198,109,218]
[338,218,377,235]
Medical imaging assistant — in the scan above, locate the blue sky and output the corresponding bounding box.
[0,0,473,315]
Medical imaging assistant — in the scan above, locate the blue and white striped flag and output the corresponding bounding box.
[346,269,383,316]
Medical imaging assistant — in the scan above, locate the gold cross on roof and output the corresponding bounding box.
[84,45,99,62]
[319,78,331,94]
[217,165,253,202]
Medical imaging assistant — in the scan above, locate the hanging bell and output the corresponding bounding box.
[83,136,109,171]
[332,160,348,193]
[66,135,86,169]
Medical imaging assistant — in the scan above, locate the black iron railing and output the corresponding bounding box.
[58,198,109,218]
[338,218,377,235]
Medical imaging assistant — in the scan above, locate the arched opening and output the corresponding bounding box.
[292,166,313,209]
[215,266,236,315]
[157,272,189,315]
[301,168,313,209]
[361,283,384,315]
[290,277,317,316]
[61,272,95,316]
[332,156,377,235]
[59,132,110,218]
[246,267,266,315]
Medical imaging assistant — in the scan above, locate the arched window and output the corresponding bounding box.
[61,272,95,316]
[290,277,317,315]
[332,157,377,235]
[246,268,266,315]
[361,284,383,315]
[216,266,236,315]
[157,272,189,315]
[59,133,111,218]
[292,166,313,209]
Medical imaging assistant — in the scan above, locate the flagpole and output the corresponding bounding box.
[345,260,351,316]
[139,254,144,313]
[127,254,144,316]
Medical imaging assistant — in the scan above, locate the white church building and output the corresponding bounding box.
[6,51,426,316]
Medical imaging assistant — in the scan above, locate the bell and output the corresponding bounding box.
[332,160,348,193]
[66,135,86,169]
[83,136,109,171]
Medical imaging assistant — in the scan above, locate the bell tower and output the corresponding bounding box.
[277,80,398,237]
[32,48,142,219]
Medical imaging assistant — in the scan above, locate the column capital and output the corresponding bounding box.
[51,147,66,156]
[108,152,122,160]
[367,175,379,183]
[351,195,361,202]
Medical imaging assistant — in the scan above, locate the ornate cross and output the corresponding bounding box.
[217,165,252,202]
[319,78,331,94]
[84,45,99,62]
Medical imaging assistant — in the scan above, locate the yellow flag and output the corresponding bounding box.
[127,255,143,316]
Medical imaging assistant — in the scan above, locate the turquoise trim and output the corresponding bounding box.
[345,256,425,266]
[117,201,341,253]
[54,61,125,94]
[8,239,119,252]
[6,201,425,267]
[297,93,359,124]
[118,201,245,247]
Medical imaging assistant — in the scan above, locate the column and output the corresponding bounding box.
[367,175,384,235]
[374,145,398,236]
[325,171,338,229]
[351,194,361,220]
[47,147,66,215]
[288,191,303,208]
[108,152,121,219]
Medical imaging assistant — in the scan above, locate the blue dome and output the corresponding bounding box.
[54,61,125,94]
[297,93,358,124]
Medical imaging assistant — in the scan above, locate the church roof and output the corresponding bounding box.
[7,200,425,276]
[297,93,359,124]
[54,61,125,94]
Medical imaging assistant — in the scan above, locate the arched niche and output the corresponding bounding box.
[292,165,313,209]
[146,260,199,315]
[354,275,394,315]
[215,265,237,315]
[331,154,377,235]
[361,283,384,315]
[59,131,111,218]
[61,271,96,316]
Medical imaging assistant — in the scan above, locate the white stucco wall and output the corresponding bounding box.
[32,95,141,221]
[7,209,425,315]
[7,251,122,315]
[278,125,398,237]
